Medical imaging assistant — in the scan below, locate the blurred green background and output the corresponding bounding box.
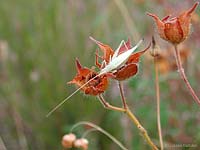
[0,0,200,150]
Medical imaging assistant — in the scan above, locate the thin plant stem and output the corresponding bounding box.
[174,45,200,106]
[113,0,140,43]
[71,121,128,150]
[98,95,126,113]
[0,136,7,150]
[154,56,164,150]
[98,90,158,149]
[118,83,158,150]
[125,107,158,150]
[12,107,28,150]
[118,81,127,109]
[81,128,98,138]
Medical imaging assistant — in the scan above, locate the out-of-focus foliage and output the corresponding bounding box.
[0,0,199,150]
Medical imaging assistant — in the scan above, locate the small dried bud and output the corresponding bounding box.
[74,138,89,150]
[147,2,199,45]
[150,36,161,57]
[61,133,76,148]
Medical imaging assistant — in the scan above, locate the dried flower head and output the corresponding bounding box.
[68,58,108,95]
[61,133,76,148]
[113,42,150,80]
[74,138,89,150]
[147,2,199,45]
[91,37,149,80]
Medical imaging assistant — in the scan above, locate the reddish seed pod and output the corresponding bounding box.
[61,133,76,148]
[91,37,149,81]
[74,138,89,150]
[68,58,109,95]
[147,2,199,45]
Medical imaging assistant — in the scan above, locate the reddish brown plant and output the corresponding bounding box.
[91,37,150,81]
[68,58,108,95]
[147,2,200,106]
[147,2,199,45]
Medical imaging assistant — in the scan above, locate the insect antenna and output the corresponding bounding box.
[46,74,100,117]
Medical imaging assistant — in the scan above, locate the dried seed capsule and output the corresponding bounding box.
[147,2,199,45]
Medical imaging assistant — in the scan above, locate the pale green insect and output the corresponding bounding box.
[99,39,143,75]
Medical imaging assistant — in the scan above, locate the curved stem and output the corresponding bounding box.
[154,57,164,150]
[126,107,158,150]
[98,95,126,112]
[98,92,158,149]
[81,128,98,138]
[174,45,200,106]
[71,121,128,150]
[118,81,127,109]
[118,83,158,150]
